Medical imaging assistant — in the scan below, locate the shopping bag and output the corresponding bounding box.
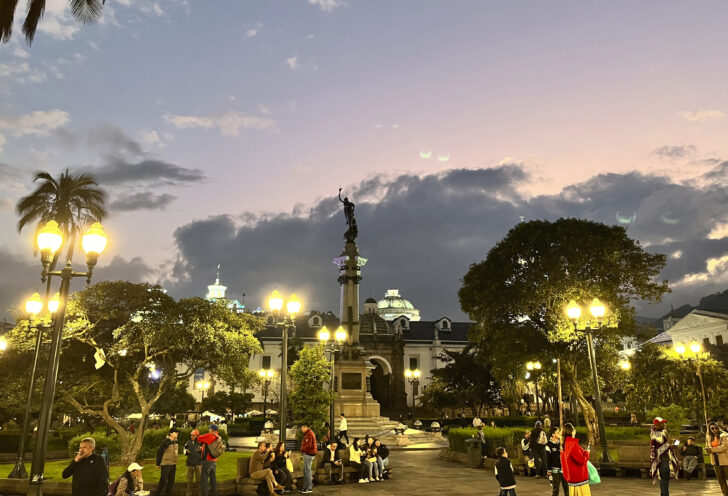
[587,461,601,485]
[286,457,294,473]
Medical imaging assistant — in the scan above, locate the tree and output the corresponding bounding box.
[289,345,332,436]
[152,383,196,415]
[7,281,264,464]
[459,219,668,444]
[1,0,105,44]
[420,378,460,414]
[429,346,501,416]
[200,391,253,418]
[16,169,106,261]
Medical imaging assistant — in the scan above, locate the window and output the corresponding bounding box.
[717,335,724,346]
[409,357,419,370]
[262,356,271,369]
[704,337,711,346]
[193,368,205,382]
[266,315,275,325]
[441,320,450,330]
[400,318,408,329]
[313,316,321,326]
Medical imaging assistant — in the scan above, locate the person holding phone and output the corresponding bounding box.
[650,417,679,496]
[560,423,591,496]
[680,436,702,481]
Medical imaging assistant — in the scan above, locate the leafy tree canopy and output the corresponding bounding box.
[289,345,332,436]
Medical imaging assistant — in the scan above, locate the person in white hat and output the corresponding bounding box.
[112,462,144,496]
[649,417,678,496]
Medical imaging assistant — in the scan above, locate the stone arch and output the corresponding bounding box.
[368,355,392,375]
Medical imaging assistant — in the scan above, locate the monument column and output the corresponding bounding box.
[333,242,367,346]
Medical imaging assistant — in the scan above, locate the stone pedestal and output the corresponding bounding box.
[334,355,380,417]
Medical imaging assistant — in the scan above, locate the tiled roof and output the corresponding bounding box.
[646,330,673,345]
[403,320,471,343]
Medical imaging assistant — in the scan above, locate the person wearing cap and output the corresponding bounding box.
[156,427,179,496]
[184,430,203,496]
[649,417,679,496]
[300,423,318,494]
[680,436,702,481]
[62,437,109,496]
[114,463,144,496]
[197,425,221,496]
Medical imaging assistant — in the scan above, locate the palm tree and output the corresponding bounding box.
[1,0,105,44]
[16,169,107,261]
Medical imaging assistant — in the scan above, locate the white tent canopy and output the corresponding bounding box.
[202,411,224,421]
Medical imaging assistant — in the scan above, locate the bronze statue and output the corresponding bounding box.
[338,187,358,243]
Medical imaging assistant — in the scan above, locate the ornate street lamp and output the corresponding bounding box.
[675,342,708,428]
[404,368,421,422]
[196,380,211,403]
[526,361,543,417]
[29,221,108,496]
[8,293,58,479]
[318,325,346,440]
[267,289,302,444]
[565,298,614,464]
[258,369,275,419]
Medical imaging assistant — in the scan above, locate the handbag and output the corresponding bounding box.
[286,457,294,473]
[587,461,601,484]
[527,458,535,468]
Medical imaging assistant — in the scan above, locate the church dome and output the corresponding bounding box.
[376,288,421,321]
[365,297,377,304]
[360,312,390,335]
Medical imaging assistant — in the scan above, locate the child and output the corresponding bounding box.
[495,446,517,496]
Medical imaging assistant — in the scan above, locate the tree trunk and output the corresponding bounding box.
[119,415,148,465]
[568,377,598,445]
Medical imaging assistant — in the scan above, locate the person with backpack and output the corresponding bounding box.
[184,429,203,496]
[197,425,224,496]
[110,463,144,496]
[529,421,548,478]
[156,428,179,496]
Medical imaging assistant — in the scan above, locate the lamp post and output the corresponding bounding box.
[318,325,347,440]
[565,298,614,464]
[404,369,421,422]
[267,290,301,444]
[29,220,108,495]
[526,361,542,417]
[258,369,275,419]
[675,342,709,428]
[196,380,211,404]
[8,292,59,479]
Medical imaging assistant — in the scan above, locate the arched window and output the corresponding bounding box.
[441,320,449,329]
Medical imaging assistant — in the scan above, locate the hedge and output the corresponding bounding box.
[68,426,229,463]
[1,428,84,453]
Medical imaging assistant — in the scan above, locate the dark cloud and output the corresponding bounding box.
[109,192,177,211]
[651,144,696,160]
[88,158,206,186]
[163,166,728,321]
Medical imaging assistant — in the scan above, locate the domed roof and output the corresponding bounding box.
[365,297,377,304]
[360,312,390,335]
[376,288,421,321]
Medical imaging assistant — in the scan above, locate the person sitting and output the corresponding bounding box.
[476,425,487,467]
[680,436,703,481]
[364,437,381,482]
[272,442,294,492]
[249,442,284,496]
[114,463,144,496]
[322,441,344,483]
[348,437,367,483]
[374,439,389,479]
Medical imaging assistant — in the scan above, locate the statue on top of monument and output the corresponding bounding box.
[338,187,358,243]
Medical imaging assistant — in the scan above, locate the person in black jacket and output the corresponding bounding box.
[680,436,703,481]
[494,447,517,496]
[545,427,568,496]
[375,439,389,478]
[272,441,294,491]
[62,437,108,496]
[322,441,344,483]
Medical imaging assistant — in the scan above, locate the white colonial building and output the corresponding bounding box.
[666,309,728,348]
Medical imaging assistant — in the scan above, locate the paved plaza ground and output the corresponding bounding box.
[306,450,721,496]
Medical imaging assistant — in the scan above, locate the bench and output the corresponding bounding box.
[613,443,707,480]
[314,449,393,484]
[236,452,303,496]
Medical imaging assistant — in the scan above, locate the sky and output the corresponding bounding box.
[2,0,728,322]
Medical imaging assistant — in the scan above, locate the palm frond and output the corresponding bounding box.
[0,0,21,43]
[22,0,46,45]
[70,0,103,24]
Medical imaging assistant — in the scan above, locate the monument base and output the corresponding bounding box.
[334,355,381,418]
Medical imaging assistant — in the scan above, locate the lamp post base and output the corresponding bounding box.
[8,458,27,479]
[600,448,615,464]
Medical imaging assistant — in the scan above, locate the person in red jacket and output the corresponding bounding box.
[560,423,591,496]
[197,425,221,496]
[300,423,318,494]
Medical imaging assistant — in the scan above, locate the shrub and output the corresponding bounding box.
[0,432,29,453]
[647,405,689,431]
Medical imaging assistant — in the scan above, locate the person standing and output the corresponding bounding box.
[545,427,569,496]
[520,430,534,476]
[300,423,318,494]
[476,425,487,468]
[156,428,179,496]
[61,437,109,496]
[650,417,679,496]
[473,416,483,429]
[339,413,349,445]
[706,421,728,495]
[544,414,552,431]
[184,429,203,496]
[494,447,517,496]
[560,423,591,496]
[530,421,548,478]
[679,437,702,481]
[197,425,222,496]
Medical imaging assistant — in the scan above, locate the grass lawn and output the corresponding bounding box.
[0,452,251,483]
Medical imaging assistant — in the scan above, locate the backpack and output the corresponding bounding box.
[205,436,226,459]
[108,476,123,496]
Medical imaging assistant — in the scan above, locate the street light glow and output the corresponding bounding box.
[268,289,283,312]
[0,336,7,351]
[36,220,63,255]
[286,293,301,315]
[25,292,43,315]
[335,325,347,343]
[566,300,582,320]
[620,360,631,370]
[413,369,421,379]
[690,342,702,354]
[317,326,330,342]
[48,292,60,313]
[589,298,606,318]
[404,369,412,378]
[81,222,108,255]
[675,343,686,355]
